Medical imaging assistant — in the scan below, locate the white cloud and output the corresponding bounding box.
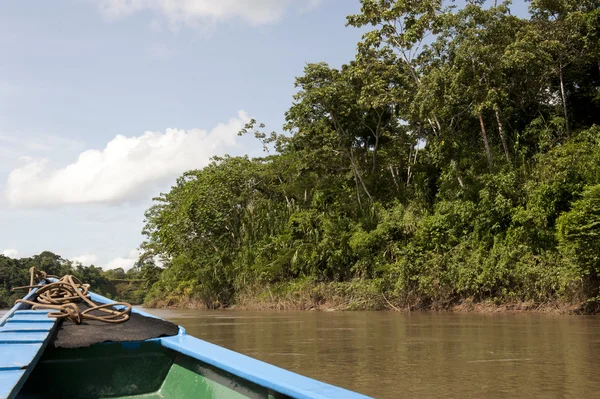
[104,249,140,271]
[71,253,99,265]
[2,249,18,258]
[96,0,321,28]
[3,111,249,208]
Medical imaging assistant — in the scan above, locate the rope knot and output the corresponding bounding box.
[13,267,132,325]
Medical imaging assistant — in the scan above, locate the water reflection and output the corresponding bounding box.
[142,309,600,398]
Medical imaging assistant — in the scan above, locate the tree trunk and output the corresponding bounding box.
[451,160,464,188]
[478,112,493,169]
[393,45,442,137]
[559,63,570,136]
[349,148,373,203]
[406,148,413,185]
[372,134,380,174]
[351,165,362,206]
[494,106,510,164]
[389,165,400,191]
[433,114,442,135]
[406,145,419,186]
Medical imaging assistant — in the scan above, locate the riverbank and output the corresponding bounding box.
[144,279,594,315]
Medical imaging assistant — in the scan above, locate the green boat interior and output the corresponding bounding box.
[16,342,290,399]
[2,273,370,399]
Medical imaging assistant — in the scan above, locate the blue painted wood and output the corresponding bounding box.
[7,283,372,399]
[0,344,43,370]
[0,322,54,332]
[0,371,25,399]
[0,332,49,343]
[87,291,374,399]
[11,310,55,315]
[8,313,56,322]
[0,283,58,399]
[161,334,373,399]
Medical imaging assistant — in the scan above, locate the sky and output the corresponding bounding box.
[0,0,369,269]
[0,0,530,270]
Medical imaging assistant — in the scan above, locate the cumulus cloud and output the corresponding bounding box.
[71,253,99,265]
[96,0,321,28]
[104,249,140,271]
[4,111,249,208]
[2,249,18,258]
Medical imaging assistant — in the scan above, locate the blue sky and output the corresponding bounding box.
[0,0,367,268]
[0,0,530,269]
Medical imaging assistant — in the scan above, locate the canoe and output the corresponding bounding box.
[1,280,372,399]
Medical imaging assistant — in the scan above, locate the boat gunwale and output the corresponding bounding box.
[87,292,373,399]
[1,280,60,399]
[0,282,45,327]
[8,279,372,399]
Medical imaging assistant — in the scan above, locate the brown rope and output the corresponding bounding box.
[12,267,131,325]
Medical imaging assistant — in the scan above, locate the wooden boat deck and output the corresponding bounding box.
[2,286,373,399]
[0,289,58,399]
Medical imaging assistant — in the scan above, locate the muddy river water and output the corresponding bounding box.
[142,309,600,398]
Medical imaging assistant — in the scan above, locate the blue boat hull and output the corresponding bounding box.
[1,285,372,399]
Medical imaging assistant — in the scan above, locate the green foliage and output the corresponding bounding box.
[557,185,600,276]
[0,251,157,308]
[140,1,600,311]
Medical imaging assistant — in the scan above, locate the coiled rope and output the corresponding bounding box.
[12,267,132,325]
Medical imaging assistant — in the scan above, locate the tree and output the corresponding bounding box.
[348,0,446,136]
[529,0,600,135]
[138,0,600,311]
[557,184,600,281]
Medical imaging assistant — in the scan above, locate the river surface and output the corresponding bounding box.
[2,308,599,398]
[140,309,600,398]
